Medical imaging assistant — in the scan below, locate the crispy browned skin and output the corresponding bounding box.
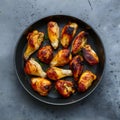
[61,22,78,48]
[82,44,99,65]
[24,30,44,60]
[37,45,53,64]
[78,70,96,92]
[55,80,75,98]
[48,21,59,49]
[50,49,72,67]
[70,55,84,81]
[24,58,46,78]
[71,31,87,54]
[31,77,52,96]
[46,67,72,80]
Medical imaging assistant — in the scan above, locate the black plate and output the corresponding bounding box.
[15,15,105,105]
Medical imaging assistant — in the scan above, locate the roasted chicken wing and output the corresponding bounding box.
[31,77,52,96]
[55,80,75,98]
[37,45,53,64]
[50,49,72,67]
[71,31,87,54]
[70,55,84,81]
[47,67,72,80]
[24,30,44,60]
[78,70,96,92]
[48,21,59,49]
[60,22,78,48]
[82,44,99,65]
[24,58,46,78]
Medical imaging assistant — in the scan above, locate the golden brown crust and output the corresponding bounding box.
[70,55,84,81]
[37,45,53,64]
[71,31,87,54]
[78,70,96,92]
[31,77,52,96]
[82,44,99,65]
[50,49,72,67]
[61,22,78,48]
[48,21,59,49]
[24,30,44,60]
[46,67,72,80]
[50,49,72,66]
[24,58,46,77]
[55,80,75,98]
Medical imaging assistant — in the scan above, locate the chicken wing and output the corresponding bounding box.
[48,21,59,49]
[31,77,52,96]
[70,55,84,81]
[60,22,78,48]
[82,44,99,65]
[55,80,75,98]
[50,49,72,67]
[47,67,72,80]
[71,31,87,54]
[24,30,44,60]
[78,70,96,92]
[24,58,46,78]
[37,45,53,64]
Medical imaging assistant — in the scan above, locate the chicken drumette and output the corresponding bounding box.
[24,30,44,60]
[24,58,46,78]
[37,45,53,64]
[55,80,75,98]
[82,44,99,65]
[47,67,72,80]
[31,77,52,96]
[70,55,84,81]
[71,31,87,54]
[60,22,78,48]
[78,70,96,92]
[48,21,59,49]
[50,49,72,67]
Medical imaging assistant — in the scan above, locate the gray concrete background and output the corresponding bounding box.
[0,0,120,120]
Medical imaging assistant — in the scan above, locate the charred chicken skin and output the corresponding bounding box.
[78,70,96,92]
[37,45,53,64]
[24,30,44,60]
[60,22,78,48]
[71,31,87,54]
[82,44,99,65]
[50,49,72,67]
[46,67,72,80]
[31,77,52,96]
[70,55,84,81]
[24,58,46,78]
[55,80,75,98]
[48,21,59,49]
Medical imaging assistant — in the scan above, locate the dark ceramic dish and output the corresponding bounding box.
[15,15,105,105]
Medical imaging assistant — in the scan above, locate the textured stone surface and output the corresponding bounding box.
[0,0,120,120]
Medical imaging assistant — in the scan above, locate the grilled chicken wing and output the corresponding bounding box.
[47,67,72,80]
[71,31,87,54]
[37,45,53,64]
[50,49,72,67]
[24,30,44,60]
[70,55,84,81]
[82,44,99,65]
[24,58,46,78]
[78,70,96,92]
[55,80,75,98]
[61,22,78,48]
[48,21,59,49]
[31,77,52,96]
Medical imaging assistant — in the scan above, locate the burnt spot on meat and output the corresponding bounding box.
[44,85,51,90]
[65,27,74,35]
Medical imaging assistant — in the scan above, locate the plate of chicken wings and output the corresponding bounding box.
[15,15,105,105]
